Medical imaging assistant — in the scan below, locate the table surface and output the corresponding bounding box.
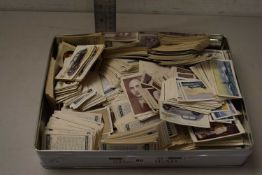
[0,11,261,175]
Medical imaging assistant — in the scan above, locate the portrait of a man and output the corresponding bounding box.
[122,75,151,115]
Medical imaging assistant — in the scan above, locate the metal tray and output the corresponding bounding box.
[34,33,253,168]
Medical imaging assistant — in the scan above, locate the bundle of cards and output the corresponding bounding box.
[54,81,82,104]
[55,62,105,108]
[103,32,211,66]
[103,32,147,61]
[55,44,104,81]
[190,59,242,98]
[42,109,104,150]
[101,121,171,150]
[100,58,139,87]
[104,32,139,49]
[148,33,211,65]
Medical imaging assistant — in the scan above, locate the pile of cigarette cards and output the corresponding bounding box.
[43,32,247,151]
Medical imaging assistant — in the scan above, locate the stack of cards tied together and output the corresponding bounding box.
[43,32,248,151]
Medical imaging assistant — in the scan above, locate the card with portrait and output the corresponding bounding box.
[121,73,155,120]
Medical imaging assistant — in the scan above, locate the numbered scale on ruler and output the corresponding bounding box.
[94,0,116,32]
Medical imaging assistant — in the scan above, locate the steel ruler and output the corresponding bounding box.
[94,0,116,32]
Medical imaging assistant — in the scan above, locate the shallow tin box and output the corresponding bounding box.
[34,33,253,168]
